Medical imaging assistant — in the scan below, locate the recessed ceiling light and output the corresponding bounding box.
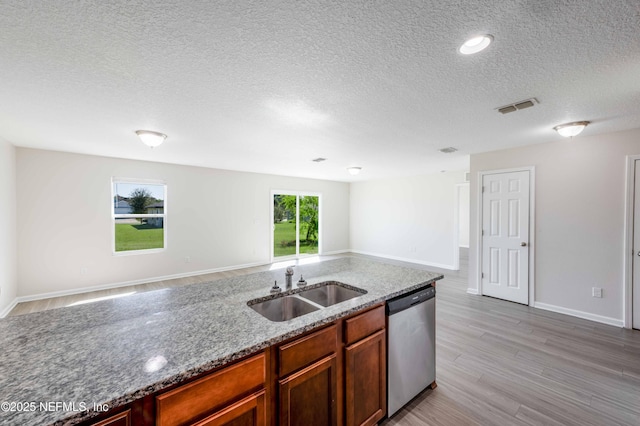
[439,147,458,154]
[553,121,590,138]
[135,130,167,148]
[347,167,362,175]
[459,35,493,55]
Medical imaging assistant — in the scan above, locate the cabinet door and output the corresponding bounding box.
[279,355,338,426]
[191,391,266,426]
[345,330,386,426]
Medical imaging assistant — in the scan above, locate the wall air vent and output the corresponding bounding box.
[439,147,458,154]
[496,98,539,114]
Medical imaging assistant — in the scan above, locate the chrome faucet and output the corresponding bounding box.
[285,266,294,290]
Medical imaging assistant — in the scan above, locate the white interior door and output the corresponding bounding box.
[633,161,640,329]
[481,171,530,304]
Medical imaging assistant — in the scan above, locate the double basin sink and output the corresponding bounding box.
[248,282,367,322]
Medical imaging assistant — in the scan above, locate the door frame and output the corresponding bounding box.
[453,182,470,271]
[475,167,536,306]
[622,155,640,329]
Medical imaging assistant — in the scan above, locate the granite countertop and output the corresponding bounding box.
[0,257,443,425]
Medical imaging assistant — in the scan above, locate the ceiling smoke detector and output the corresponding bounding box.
[439,147,458,154]
[496,98,539,114]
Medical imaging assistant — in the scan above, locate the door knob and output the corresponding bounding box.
[521,242,527,247]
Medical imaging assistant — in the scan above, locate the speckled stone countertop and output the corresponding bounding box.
[0,257,442,425]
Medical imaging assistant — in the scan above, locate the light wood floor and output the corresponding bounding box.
[9,251,640,425]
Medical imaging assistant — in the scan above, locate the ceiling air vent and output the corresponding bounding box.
[312,157,327,162]
[496,98,538,114]
[439,147,458,154]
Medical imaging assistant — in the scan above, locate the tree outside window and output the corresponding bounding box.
[112,179,166,253]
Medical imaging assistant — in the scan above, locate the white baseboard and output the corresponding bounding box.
[322,249,350,256]
[0,299,19,319]
[466,288,479,295]
[534,302,624,328]
[459,245,470,249]
[13,260,271,305]
[349,250,457,270]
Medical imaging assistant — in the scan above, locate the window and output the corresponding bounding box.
[112,179,166,254]
[272,192,320,259]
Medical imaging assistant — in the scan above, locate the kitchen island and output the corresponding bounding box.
[0,257,442,425]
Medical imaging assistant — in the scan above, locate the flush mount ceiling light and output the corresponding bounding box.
[553,121,590,138]
[347,167,362,176]
[459,35,493,55]
[135,130,167,148]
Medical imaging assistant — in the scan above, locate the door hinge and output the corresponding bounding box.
[482,186,485,193]
[482,229,484,236]
[481,272,485,278]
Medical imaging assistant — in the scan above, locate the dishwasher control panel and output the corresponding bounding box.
[386,285,435,315]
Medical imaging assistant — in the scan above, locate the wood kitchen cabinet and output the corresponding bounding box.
[156,353,266,426]
[279,355,338,426]
[276,324,339,426]
[273,304,386,426]
[343,306,386,426]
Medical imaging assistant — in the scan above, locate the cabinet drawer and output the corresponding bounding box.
[191,390,266,426]
[156,353,265,426]
[344,305,385,345]
[279,324,337,377]
[89,410,131,426]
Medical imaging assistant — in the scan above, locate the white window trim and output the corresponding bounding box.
[270,190,322,262]
[111,177,167,256]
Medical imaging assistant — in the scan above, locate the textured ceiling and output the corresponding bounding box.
[1,0,639,182]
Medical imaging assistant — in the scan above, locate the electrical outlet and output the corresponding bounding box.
[184,256,191,263]
[592,287,603,298]
[80,267,88,275]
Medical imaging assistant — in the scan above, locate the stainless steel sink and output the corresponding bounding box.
[298,283,366,307]
[248,295,319,322]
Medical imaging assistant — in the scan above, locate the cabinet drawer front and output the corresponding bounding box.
[344,305,385,345]
[89,409,131,426]
[279,324,337,377]
[156,353,265,426]
[191,390,266,426]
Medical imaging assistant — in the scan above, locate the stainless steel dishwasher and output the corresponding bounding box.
[386,284,436,417]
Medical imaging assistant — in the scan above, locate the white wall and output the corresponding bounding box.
[469,128,640,325]
[16,148,350,298]
[458,183,470,248]
[0,138,17,316]
[350,171,466,269]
